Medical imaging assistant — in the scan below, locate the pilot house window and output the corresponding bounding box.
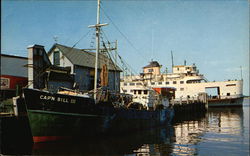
[138,90,142,94]
[148,69,154,72]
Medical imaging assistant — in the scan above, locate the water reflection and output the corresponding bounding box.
[171,99,249,156]
[32,126,175,155]
[130,99,248,156]
[20,99,250,155]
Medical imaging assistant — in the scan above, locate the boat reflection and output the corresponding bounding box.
[31,101,246,156]
[32,126,175,155]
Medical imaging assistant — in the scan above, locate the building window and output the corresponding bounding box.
[180,81,184,84]
[124,83,127,86]
[180,88,184,91]
[144,90,148,95]
[123,90,127,93]
[158,82,162,85]
[165,82,169,85]
[136,83,142,86]
[173,81,177,84]
[53,51,60,66]
[148,69,154,72]
[130,83,135,86]
[138,90,142,94]
[151,82,155,85]
[226,84,236,87]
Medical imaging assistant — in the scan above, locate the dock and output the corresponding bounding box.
[171,92,208,123]
[0,98,33,155]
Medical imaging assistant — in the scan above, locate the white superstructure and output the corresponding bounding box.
[120,61,243,102]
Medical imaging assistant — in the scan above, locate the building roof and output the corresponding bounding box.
[1,54,27,60]
[48,44,122,72]
[143,61,161,68]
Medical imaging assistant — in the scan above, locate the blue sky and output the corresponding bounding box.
[1,0,249,95]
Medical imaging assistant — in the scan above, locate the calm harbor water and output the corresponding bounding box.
[30,98,250,156]
[6,98,249,156]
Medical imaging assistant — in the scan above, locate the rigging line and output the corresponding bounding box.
[100,30,137,75]
[72,29,92,48]
[117,53,137,75]
[100,30,110,44]
[100,4,148,62]
[102,42,122,71]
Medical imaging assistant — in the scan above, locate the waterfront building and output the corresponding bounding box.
[120,61,243,105]
[0,54,28,100]
[27,44,121,92]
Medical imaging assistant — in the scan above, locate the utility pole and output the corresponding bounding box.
[115,40,118,92]
[240,66,243,80]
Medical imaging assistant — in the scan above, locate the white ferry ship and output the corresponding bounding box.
[120,61,244,107]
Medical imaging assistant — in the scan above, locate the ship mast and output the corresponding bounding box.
[89,0,108,103]
[171,50,174,72]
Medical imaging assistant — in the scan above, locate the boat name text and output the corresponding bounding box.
[40,95,76,104]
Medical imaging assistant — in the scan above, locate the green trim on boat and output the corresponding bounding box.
[28,110,106,118]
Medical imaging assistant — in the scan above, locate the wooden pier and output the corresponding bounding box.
[171,93,208,123]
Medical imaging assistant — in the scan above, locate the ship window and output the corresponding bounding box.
[144,90,148,95]
[138,90,142,94]
[226,84,236,87]
[173,81,177,84]
[158,82,162,85]
[180,88,184,91]
[180,81,184,84]
[148,69,154,72]
[130,83,135,86]
[151,82,155,85]
[53,51,60,66]
[165,82,169,85]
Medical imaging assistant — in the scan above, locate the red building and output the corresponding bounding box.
[0,54,28,100]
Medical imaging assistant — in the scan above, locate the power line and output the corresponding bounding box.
[100,29,137,75]
[100,3,148,62]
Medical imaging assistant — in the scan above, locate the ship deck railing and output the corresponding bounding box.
[207,94,243,100]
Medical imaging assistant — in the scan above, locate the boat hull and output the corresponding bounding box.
[22,88,174,142]
[208,97,244,107]
[27,110,113,142]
